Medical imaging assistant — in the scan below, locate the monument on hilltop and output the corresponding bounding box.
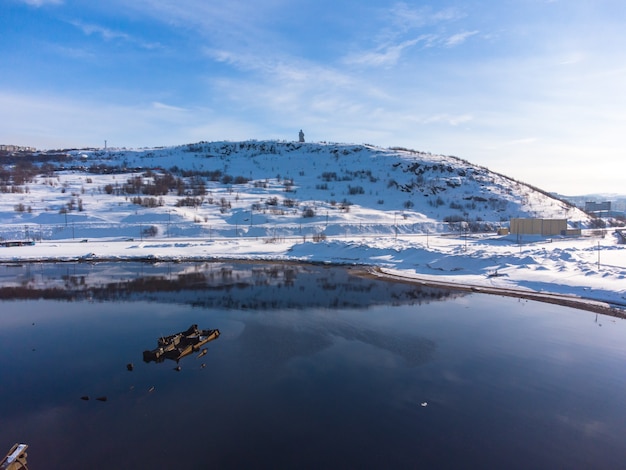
[298,129,305,143]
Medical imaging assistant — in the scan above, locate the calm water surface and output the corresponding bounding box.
[1,262,625,469]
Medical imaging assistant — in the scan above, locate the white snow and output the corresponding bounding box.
[1,141,624,312]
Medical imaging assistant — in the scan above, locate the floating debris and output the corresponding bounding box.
[148,386,155,393]
[197,348,208,358]
[200,363,206,369]
[126,363,134,371]
[80,396,89,401]
[174,365,182,372]
[96,396,108,402]
[143,325,220,363]
[420,402,428,407]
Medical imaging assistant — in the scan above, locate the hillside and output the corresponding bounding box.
[0,140,590,241]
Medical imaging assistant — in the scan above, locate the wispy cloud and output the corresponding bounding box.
[444,30,479,47]
[200,46,393,136]
[507,137,538,145]
[0,91,213,148]
[422,113,474,126]
[39,40,96,61]
[388,3,464,32]
[205,49,263,72]
[122,0,275,49]
[70,20,162,50]
[558,52,585,65]
[343,38,424,67]
[18,0,63,6]
[344,3,474,68]
[151,101,188,113]
[344,27,477,67]
[205,48,353,89]
[72,21,130,41]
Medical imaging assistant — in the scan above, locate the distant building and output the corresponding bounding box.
[298,129,305,143]
[585,201,611,214]
[510,218,568,236]
[0,144,36,153]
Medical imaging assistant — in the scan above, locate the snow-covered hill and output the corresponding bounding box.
[0,140,590,241]
[3,140,625,314]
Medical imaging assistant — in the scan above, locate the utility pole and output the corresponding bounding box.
[394,212,398,239]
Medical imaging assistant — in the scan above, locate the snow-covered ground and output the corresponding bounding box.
[1,141,625,312]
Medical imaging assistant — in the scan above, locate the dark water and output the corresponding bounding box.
[1,263,625,469]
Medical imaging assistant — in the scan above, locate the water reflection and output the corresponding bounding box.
[2,263,626,469]
[235,320,436,372]
[0,262,463,309]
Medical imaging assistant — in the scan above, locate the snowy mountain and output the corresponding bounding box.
[0,140,591,241]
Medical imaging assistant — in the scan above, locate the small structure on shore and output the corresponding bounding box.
[1,443,28,470]
[510,218,567,236]
[0,240,35,247]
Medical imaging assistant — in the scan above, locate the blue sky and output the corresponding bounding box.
[2,0,625,195]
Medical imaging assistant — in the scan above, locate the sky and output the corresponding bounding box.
[1,0,625,195]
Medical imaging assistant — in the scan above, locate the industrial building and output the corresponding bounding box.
[510,218,580,236]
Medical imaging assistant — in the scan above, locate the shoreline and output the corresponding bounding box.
[361,266,626,319]
[2,254,625,319]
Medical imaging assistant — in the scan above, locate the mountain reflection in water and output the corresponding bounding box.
[0,262,463,310]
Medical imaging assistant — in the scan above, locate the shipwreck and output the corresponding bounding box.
[143,324,220,363]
